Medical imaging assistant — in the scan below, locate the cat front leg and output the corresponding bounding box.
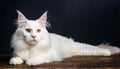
[9,57,24,65]
[26,54,52,66]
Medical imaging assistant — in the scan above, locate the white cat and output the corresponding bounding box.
[9,10,120,66]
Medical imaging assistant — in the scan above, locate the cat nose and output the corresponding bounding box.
[31,35,36,39]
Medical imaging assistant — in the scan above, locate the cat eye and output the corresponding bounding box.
[25,29,31,33]
[37,29,41,33]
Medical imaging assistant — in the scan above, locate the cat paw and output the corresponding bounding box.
[101,49,111,56]
[26,58,44,66]
[9,57,23,65]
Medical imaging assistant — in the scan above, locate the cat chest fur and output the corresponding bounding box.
[15,45,50,60]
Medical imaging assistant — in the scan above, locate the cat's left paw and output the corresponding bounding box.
[26,58,45,66]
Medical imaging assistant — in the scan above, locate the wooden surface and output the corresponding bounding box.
[0,54,120,69]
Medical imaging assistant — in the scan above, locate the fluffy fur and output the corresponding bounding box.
[10,10,120,66]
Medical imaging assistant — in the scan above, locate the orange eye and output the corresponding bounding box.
[37,29,41,33]
[25,29,31,33]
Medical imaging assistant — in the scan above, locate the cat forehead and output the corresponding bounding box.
[24,20,42,29]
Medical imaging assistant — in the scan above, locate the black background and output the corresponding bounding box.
[1,0,120,53]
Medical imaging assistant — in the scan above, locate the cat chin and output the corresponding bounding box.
[25,40,39,46]
[27,43,38,46]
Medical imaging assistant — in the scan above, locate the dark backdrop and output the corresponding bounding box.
[1,0,120,53]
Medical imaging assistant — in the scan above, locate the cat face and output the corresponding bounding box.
[16,10,48,46]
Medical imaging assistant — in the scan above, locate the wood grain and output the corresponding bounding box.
[0,54,120,69]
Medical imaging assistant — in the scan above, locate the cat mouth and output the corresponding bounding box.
[27,39,38,46]
[31,39,37,42]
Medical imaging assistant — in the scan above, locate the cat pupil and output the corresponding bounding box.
[37,29,41,33]
[25,29,31,33]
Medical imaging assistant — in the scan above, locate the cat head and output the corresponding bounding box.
[15,10,50,46]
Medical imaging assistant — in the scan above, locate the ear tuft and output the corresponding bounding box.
[17,10,22,15]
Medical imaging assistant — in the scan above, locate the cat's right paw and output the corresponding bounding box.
[101,49,111,56]
[9,57,23,65]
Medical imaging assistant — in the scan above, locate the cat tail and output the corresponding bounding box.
[98,43,120,55]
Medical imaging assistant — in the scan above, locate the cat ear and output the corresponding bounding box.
[17,10,28,27]
[37,11,48,27]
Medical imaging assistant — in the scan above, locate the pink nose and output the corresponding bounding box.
[31,35,36,39]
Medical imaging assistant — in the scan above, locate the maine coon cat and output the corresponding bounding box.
[10,10,120,66]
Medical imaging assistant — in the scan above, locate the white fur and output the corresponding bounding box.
[10,10,120,66]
